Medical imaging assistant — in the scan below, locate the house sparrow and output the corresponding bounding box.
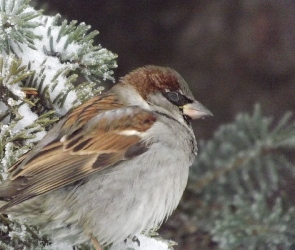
[0,66,212,249]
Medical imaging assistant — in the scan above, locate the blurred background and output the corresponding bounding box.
[34,1,295,249]
[35,0,295,140]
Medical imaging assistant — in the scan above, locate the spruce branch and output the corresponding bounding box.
[0,214,49,249]
[189,104,295,200]
[0,55,35,121]
[212,195,295,249]
[0,1,117,247]
[0,0,42,52]
[5,10,118,115]
[183,105,295,249]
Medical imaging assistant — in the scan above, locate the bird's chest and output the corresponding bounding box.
[78,144,190,214]
[68,143,191,244]
[66,119,195,244]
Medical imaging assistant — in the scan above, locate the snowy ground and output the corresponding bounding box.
[46,234,169,250]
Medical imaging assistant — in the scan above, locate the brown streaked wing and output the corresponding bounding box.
[8,94,123,176]
[63,94,122,133]
[0,97,156,211]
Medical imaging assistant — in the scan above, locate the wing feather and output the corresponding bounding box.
[0,93,156,211]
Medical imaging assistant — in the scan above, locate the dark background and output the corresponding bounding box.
[34,1,295,249]
[35,0,295,140]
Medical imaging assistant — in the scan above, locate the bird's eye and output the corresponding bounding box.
[167,92,180,102]
[163,91,187,106]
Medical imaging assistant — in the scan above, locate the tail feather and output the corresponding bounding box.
[0,200,8,211]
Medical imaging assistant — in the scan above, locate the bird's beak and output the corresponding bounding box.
[183,101,213,120]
